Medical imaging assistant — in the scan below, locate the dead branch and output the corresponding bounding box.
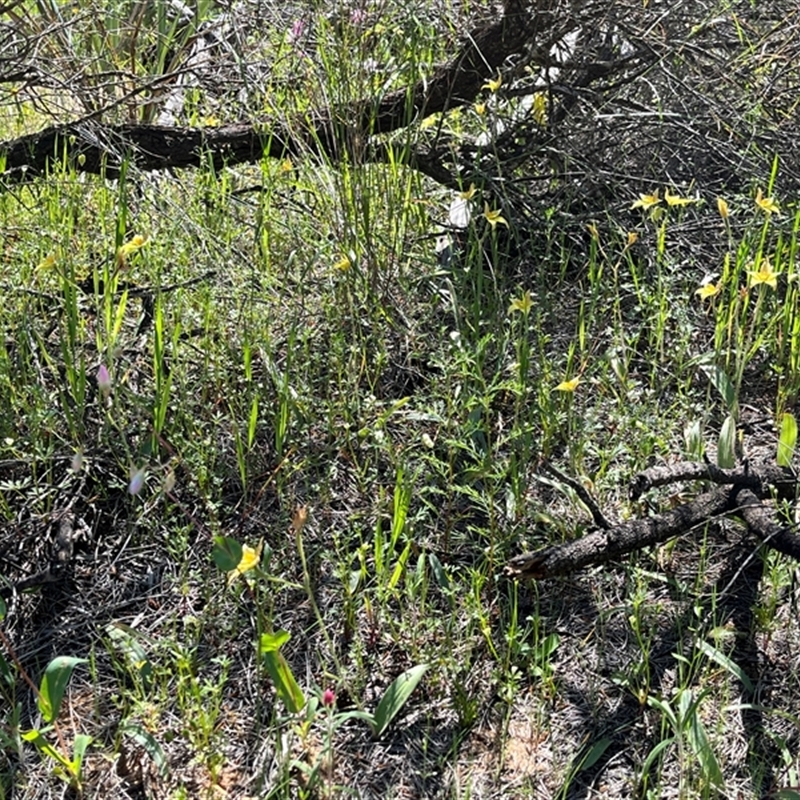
[505,462,800,580]
[0,0,559,186]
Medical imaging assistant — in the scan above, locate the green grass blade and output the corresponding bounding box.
[777,412,797,467]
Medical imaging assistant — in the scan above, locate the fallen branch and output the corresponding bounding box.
[0,0,557,186]
[505,461,799,580]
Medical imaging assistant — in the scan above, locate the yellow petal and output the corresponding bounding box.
[747,266,778,289]
[474,102,486,116]
[508,290,533,315]
[36,254,58,272]
[482,75,502,93]
[116,234,149,269]
[631,191,661,210]
[695,283,720,299]
[483,203,507,228]
[664,188,695,206]
[420,114,439,130]
[554,377,580,392]
[459,183,477,200]
[716,197,730,219]
[531,92,547,125]
[755,188,780,215]
[334,256,351,271]
[227,540,264,584]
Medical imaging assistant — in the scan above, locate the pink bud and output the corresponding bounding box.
[97,364,112,398]
[322,688,335,708]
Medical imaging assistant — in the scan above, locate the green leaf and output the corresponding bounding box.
[679,691,723,787]
[0,595,6,620]
[38,656,87,724]
[717,414,737,468]
[70,733,92,775]
[259,630,291,652]
[698,360,736,412]
[388,540,413,590]
[372,663,428,738]
[575,735,612,772]
[212,536,242,572]
[105,623,152,689]
[696,639,754,694]
[777,412,797,467]
[640,736,675,786]
[22,729,73,770]
[121,722,169,778]
[259,632,305,713]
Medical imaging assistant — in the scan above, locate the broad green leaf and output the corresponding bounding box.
[696,639,754,694]
[121,722,169,778]
[777,412,797,467]
[698,361,736,412]
[247,396,259,449]
[259,630,291,653]
[717,414,736,468]
[428,553,451,595]
[38,656,87,723]
[372,663,428,738]
[640,736,675,785]
[537,632,560,660]
[259,631,305,713]
[211,536,242,572]
[70,733,92,774]
[675,687,722,786]
[105,624,152,688]
[575,736,612,772]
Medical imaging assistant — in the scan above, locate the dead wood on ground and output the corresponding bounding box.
[505,461,800,581]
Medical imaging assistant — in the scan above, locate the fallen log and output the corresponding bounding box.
[505,461,800,580]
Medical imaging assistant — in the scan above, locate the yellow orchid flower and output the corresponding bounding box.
[695,282,721,300]
[483,203,507,229]
[531,92,547,125]
[755,188,780,215]
[459,183,477,200]
[747,259,779,289]
[227,540,264,585]
[116,234,149,270]
[482,75,502,93]
[36,253,58,272]
[555,376,580,393]
[508,290,533,315]
[631,191,661,210]
[717,197,730,219]
[334,255,352,271]
[664,188,695,206]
